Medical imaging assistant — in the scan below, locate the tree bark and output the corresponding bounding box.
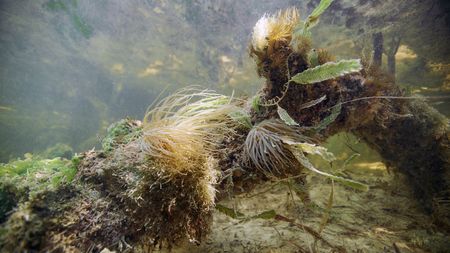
[373,32,384,67]
[387,54,395,76]
[386,36,401,80]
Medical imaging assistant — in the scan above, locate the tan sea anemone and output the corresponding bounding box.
[244,119,310,177]
[250,8,312,78]
[251,8,300,53]
[140,87,242,204]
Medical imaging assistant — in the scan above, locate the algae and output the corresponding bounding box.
[101,118,142,153]
[0,154,78,221]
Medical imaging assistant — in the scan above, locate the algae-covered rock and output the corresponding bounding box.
[0,112,227,251]
[101,118,142,153]
[0,154,78,222]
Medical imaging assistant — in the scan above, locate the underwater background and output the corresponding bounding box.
[1,1,450,252]
[0,0,449,162]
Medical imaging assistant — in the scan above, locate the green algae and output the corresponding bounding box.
[101,119,142,152]
[0,154,79,221]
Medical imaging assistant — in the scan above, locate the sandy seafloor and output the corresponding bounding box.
[159,162,450,253]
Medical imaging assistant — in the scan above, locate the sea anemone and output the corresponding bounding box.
[244,119,310,176]
[251,8,300,54]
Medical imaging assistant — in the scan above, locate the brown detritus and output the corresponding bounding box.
[0,185,80,252]
[317,49,335,65]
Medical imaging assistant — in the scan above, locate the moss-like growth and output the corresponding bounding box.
[0,154,78,222]
[102,118,142,152]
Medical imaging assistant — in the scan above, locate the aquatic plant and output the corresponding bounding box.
[314,103,342,131]
[288,0,362,86]
[288,145,368,191]
[277,106,299,126]
[289,0,335,53]
[290,59,363,84]
[291,0,334,40]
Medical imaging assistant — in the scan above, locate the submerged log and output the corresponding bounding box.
[1,7,449,253]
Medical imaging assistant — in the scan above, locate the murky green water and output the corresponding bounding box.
[0,0,448,162]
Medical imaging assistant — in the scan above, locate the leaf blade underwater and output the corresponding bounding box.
[251,210,277,220]
[289,148,369,191]
[277,106,299,126]
[290,59,362,85]
[299,95,327,110]
[216,204,245,219]
[315,102,342,131]
[309,0,334,22]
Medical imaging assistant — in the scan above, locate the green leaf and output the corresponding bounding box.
[289,142,336,162]
[251,210,277,220]
[251,95,261,113]
[292,0,334,39]
[292,21,306,38]
[290,59,362,85]
[290,148,369,191]
[309,0,334,22]
[305,0,334,31]
[290,0,334,50]
[342,153,361,169]
[315,103,342,131]
[299,95,327,110]
[318,180,333,234]
[216,204,245,219]
[277,106,299,126]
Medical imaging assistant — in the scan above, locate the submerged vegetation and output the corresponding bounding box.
[102,119,142,153]
[0,154,78,223]
[290,59,362,84]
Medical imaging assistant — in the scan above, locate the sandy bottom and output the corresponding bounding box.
[159,161,450,253]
